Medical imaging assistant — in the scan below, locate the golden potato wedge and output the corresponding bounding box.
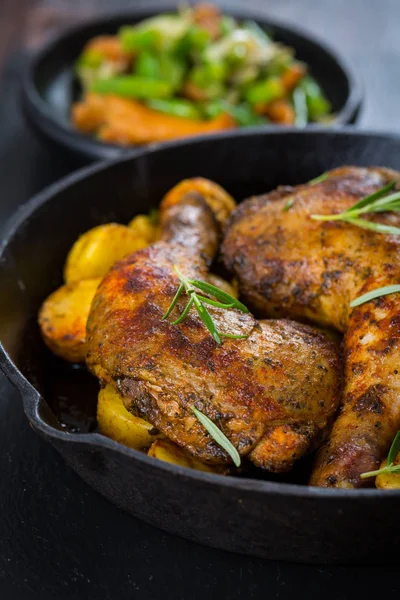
[38,277,101,362]
[64,223,148,283]
[97,385,163,451]
[207,273,238,298]
[376,459,400,489]
[160,178,236,227]
[128,213,160,244]
[148,439,218,473]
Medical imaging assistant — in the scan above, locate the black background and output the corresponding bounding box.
[1,1,400,598]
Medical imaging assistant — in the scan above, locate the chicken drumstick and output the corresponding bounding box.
[222,167,400,487]
[86,181,341,470]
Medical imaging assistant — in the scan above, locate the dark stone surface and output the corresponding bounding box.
[1,0,400,597]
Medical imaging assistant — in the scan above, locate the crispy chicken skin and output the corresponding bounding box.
[86,189,341,471]
[222,166,400,487]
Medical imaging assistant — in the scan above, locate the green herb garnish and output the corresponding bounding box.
[283,198,295,212]
[311,180,400,234]
[162,266,249,344]
[350,284,400,308]
[309,172,328,185]
[191,406,241,467]
[360,432,400,480]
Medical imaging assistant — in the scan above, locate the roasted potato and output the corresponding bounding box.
[64,223,148,283]
[97,385,163,450]
[376,458,400,489]
[128,213,160,244]
[148,439,218,472]
[160,177,236,227]
[38,277,101,362]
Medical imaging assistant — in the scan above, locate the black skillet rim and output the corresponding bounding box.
[20,2,363,162]
[2,127,398,499]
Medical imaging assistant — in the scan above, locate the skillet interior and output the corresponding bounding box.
[1,129,400,564]
[21,2,362,161]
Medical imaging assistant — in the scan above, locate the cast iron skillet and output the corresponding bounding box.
[1,129,399,565]
[21,2,362,162]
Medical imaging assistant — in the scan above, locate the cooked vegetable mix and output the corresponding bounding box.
[72,3,332,144]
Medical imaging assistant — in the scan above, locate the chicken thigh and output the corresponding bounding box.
[87,183,341,471]
[222,166,400,486]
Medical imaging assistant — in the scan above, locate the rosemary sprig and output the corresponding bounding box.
[350,284,400,308]
[162,266,249,344]
[191,406,241,467]
[360,432,400,480]
[310,180,400,234]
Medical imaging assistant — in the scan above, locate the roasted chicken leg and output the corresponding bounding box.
[222,166,400,487]
[87,183,341,471]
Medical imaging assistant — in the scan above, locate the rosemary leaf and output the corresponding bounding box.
[310,181,400,234]
[193,295,221,344]
[387,431,400,465]
[346,218,400,236]
[283,198,295,212]
[189,279,249,313]
[360,464,400,479]
[350,284,400,308]
[196,296,235,309]
[191,406,241,467]
[309,172,328,185]
[220,332,250,340]
[342,180,396,214]
[360,430,400,479]
[162,282,184,320]
[170,297,194,325]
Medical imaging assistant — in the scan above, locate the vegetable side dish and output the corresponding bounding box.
[38,168,400,489]
[72,3,332,145]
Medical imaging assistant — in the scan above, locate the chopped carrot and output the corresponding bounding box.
[72,93,235,145]
[281,63,306,92]
[182,81,208,102]
[256,99,295,125]
[192,3,222,39]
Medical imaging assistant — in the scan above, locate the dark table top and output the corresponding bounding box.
[1,1,400,598]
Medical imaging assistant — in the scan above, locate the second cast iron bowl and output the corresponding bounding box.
[21,2,362,162]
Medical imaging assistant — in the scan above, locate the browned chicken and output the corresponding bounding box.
[86,185,341,471]
[222,166,400,487]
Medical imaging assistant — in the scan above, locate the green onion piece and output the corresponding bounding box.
[203,100,267,126]
[292,86,308,127]
[350,284,400,308]
[134,50,161,79]
[191,406,241,467]
[245,77,284,106]
[76,50,103,69]
[119,26,161,52]
[119,15,191,53]
[176,25,211,56]
[219,15,237,37]
[91,76,173,99]
[242,20,272,45]
[301,76,331,121]
[147,98,203,120]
